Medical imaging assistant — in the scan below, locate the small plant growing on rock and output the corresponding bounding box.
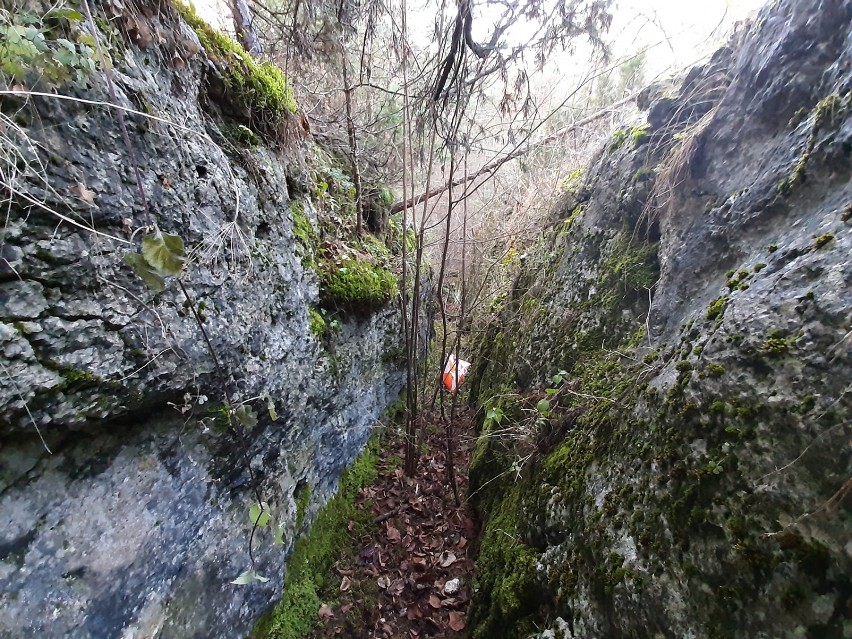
[812,233,834,249]
[706,297,727,321]
[608,128,628,152]
[0,5,99,87]
[631,123,651,145]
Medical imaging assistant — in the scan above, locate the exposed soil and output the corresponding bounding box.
[308,410,478,638]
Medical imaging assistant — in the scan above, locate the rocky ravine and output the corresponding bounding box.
[468,0,851,638]
[0,3,421,638]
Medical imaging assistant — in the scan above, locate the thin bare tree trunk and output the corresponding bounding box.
[443,154,462,507]
[399,0,418,477]
[341,52,364,236]
[231,0,262,55]
[431,157,454,414]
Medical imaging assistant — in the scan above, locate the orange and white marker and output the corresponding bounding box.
[442,354,471,393]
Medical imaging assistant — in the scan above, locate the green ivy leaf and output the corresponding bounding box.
[231,569,270,585]
[545,388,559,395]
[235,404,258,429]
[17,13,41,25]
[123,253,165,292]
[536,399,550,415]
[249,502,271,528]
[23,26,42,43]
[55,38,76,52]
[142,230,185,276]
[53,47,78,67]
[551,374,563,386]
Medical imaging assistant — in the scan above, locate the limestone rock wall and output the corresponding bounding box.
[0,3,418,638]
[467,1,851,637]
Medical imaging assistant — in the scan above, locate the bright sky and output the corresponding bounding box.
[460,0,767,74]
[194,0,768,89]
[609,0,766,73]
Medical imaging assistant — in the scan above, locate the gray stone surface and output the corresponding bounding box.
[468,0,851,637]
[0,5,423,638]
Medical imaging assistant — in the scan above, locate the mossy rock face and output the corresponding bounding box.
[465,11,852,634]
[470,313,850,639]
[250,441,380,639]
[469,486,543,639]
[173,1,296,140]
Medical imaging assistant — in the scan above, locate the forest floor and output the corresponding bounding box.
[308,410,478,638]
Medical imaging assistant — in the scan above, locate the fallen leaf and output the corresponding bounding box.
[448,611,466,632]
[125,16,153,47]
[318,604,334,619]
[406,604,422,620]
[387,526,401,542]
[386,578,404,596]
[340,604,352,613]
[377,575,391,589]
[73,183,96,204]
[428,594,441,609]
[438,550,457,567]
[230,569,269,585]
[410,557,427,572]
[340,576,351,592]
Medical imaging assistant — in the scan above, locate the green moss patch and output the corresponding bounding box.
[812,233,834,249]
[220,123,261,147]
[706,297,727,321]
[307,308,326,337]
[318,257,398,314]
[250,441,380,639]
[174,1,296,139]
[608,128,628,152]
[631,123,651,145]
[470,486,542,639]
[777,92,849,196]
[290,201,319,267]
